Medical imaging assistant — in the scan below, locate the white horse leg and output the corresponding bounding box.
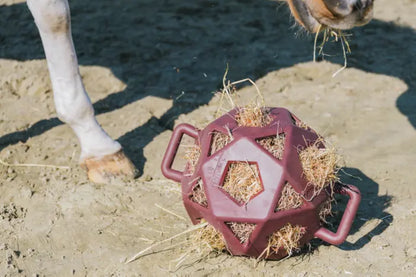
[27,0,137,183]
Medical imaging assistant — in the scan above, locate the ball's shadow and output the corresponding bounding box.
[305,167,392,254]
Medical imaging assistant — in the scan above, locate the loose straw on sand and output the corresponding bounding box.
[125,222,208,264]
[0,158,70,170]
[154,204,187,221]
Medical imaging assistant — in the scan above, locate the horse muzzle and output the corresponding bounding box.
[288,0,374,32]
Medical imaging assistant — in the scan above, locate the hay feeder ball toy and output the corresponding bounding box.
[161,107,361,259]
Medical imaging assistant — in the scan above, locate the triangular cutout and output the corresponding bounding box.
[226,222,256,244]
[265,223,306,257]
[256,134,286,160]
[189,178,208,208]
[209,131,233,156]
[275,182,303,212]
[290,113,310,130]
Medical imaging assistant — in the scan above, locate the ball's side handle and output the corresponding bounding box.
[314,184,361,245]
[161,123,199,182]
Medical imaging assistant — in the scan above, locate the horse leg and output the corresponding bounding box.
[27,0,137,183]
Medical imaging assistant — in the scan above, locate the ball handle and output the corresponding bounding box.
[161,123,199,182]
[314,184,361,245]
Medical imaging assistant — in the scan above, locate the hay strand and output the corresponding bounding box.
[125,222,208,264]
[318,199,333,223]
[312,26,352,77]
[313,24,323,62]
[332,30,349,77]
[0,158,70,170]
[154,203,187,221]
[216,67,266,119]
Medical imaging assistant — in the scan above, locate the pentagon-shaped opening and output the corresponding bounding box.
[275,182,304,212]
[290,113,310,130]
[189,178,208,208]
[222,162,263,205]
[256,133,286,160]
[209,130,233,156]
[235,105,272,127]
[264,223,306,258]
[225,222,256,244]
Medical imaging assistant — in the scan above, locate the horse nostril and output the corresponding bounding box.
[355,0,373,11]
[355,0,363,10]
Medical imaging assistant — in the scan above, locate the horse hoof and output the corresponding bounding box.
[81,150,138,184]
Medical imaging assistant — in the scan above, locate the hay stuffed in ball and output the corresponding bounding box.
[180,103,340,259]
[159,75,357,261]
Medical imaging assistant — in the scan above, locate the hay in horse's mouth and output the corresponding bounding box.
[314,25,351,77]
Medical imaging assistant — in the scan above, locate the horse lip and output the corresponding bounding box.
[290,0,321,32]
[289,0,374,32]
[309,0,374,31]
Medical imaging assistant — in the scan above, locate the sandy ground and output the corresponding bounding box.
[1,0,416,276]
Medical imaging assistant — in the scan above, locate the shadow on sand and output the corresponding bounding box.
[0,2,404,243]
[1,1,415,171]
[330,167,391,251]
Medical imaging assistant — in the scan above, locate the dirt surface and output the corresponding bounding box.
[1,0,416,275]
